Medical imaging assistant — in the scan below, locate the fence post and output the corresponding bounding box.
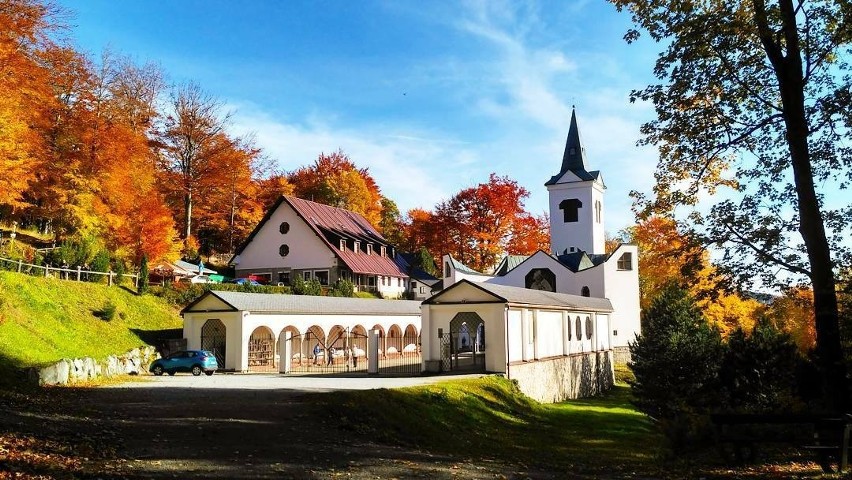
[77,266,81,282]
[17,259,22,272]
[108,270,113,286]
[368,329,379,375]
[44,265,49,278]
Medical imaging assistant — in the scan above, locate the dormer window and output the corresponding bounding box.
[367,244,373,255]
[339,239,346,251]
[354,241,361,252]
[380,246,386,257]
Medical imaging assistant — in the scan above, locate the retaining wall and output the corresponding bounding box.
[28,346,160,386]
[508,350,614,403]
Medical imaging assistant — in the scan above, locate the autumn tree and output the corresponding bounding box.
[379,197,405,247]
[0,0,55,212]
[288,150,382,226]
[626,216,762,335]
[405,174,547,272]
[612,0,852,408]
[156,83,233,251]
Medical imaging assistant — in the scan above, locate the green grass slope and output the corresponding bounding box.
[318,376,664,476]
[0,271,182,373]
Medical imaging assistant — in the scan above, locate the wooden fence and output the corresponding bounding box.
[0,256,139,289]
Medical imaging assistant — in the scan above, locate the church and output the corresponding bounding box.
[420,109,640,401]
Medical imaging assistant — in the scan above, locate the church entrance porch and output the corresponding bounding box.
[439,312,486,373]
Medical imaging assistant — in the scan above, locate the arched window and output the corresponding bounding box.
[279,222,290,234]
[575,316,582,340]
[585,316,593,340]
[581,286,590,297]
[279,244,289,257]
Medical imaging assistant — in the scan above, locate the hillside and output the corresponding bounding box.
[0,271,182,377]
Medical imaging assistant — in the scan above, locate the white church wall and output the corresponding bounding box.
[507,309,523,363]
[535,310,564,359]
[603,244,641,349]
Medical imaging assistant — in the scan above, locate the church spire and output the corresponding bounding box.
[560,107,587,174]
[546,107,601,186]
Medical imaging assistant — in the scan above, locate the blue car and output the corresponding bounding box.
[230,278,261,286]
[150,350,218,376]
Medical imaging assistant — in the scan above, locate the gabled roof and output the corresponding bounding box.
[423,280,613,312]
[545,108,604,187]
[493,255,530,276]
[232,195,407,277]
[173,260,217,275]
[182,290,421,316]
[447,255,489,276]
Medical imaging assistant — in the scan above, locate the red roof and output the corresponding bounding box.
[284,196,407,277]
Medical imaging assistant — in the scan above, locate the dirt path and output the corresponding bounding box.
[0,377,562,479]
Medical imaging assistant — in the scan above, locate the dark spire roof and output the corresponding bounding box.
[562,108,586,172]
[545,108,604,186]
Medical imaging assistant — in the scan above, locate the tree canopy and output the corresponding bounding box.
[612,0,852,409]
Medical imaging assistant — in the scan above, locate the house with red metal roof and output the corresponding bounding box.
[229,196,408,298]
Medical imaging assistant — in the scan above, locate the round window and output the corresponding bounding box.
[279,222,290,234]
[279,244,289,257]
[585,316,593,340]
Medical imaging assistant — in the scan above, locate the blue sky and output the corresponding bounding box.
[57,0,661,234]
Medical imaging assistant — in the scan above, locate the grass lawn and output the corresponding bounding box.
[318,376,666,476]
[317,376,837,478]
[0,271,182,383]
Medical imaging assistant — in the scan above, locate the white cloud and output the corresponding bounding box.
[228,103,483,214]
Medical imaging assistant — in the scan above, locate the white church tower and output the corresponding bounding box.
[546,109,606,255]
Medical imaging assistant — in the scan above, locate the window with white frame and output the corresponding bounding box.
[339,239,346,251]
[367,243,373,255]
[354,240,361,252]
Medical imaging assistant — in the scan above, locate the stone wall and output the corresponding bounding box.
[29,346,160,386]
[508,350,614,403]
[612,345,631,366]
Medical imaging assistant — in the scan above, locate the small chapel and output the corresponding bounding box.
[421,109,641,402]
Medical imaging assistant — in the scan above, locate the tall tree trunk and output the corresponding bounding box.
[754,0,847,410]
[184,189,192,244]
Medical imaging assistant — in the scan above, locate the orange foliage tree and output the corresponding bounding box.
[627,216,763,335]
[288,150,383,227]
[404,174,549,272]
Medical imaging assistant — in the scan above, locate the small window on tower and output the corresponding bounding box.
[595,200,602,223]
[581,286,590,297]
[559,198,582,223]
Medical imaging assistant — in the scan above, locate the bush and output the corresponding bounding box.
[719,319,804,413]
[95,302,117,321]
[328,279,354,297]
[629,284,724,447]
[292,276,322,296]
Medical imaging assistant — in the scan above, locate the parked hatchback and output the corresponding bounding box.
[150,350,218,376]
